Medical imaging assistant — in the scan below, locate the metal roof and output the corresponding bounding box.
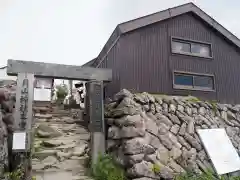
[88,2,240,67]
[0,66,7,70]
[81,58,96,67]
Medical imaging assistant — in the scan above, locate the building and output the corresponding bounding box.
[34,78,54,103]
[83,3,240,104]
[0,66,17,86]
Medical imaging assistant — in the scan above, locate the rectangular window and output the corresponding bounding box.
[172,38,212,58]
[35,78,53,89]
[173,72,214,91]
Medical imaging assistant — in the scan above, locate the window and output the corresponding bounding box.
[35,78,53,89]
[172,38,212,58]
[173,72,214,91]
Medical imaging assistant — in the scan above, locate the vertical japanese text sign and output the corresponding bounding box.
[86,81,105,133]
[13,73,34,152]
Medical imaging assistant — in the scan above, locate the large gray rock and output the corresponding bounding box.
[111,106,141,117]
[170,124,180,135]
[168,159,185,173]
[72,144,88,156]
[127,161,157,179]
[156,145,170,165]
[127,154,145,166]
[144,115,158,135]
[168,114,181,125]
[123,137,155,155]
[158,123,170,135]
[115,114,143,127]
[158,134,173,150]
[42,156,58,167]
[184,134,202,151]
[179,123,187,136]
[36,124,62,138]
[114,89,133,101]
[187,120,195,135]
[108,126,145,139]
[155,114,173,126]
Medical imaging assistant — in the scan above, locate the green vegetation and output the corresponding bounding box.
[4,166,24,180]
[175,169,240,180]
[209,100,218,114]
[55,84,68,104]
[91,153,126,180]
[186,96,201,103]
[151,163,161,174]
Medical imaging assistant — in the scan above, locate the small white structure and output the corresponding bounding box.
[74,81,86,109]
[34,78,53,102]
[0,66,17,88]
[0,66,16,80]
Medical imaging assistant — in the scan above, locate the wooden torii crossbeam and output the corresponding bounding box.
[7,59,112,81]
[7,59,111,179]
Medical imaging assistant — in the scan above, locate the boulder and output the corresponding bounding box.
[36,124,62,138]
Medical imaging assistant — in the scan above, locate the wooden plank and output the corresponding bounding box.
[7,59,112,81]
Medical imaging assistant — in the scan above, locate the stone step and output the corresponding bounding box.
[34,171,93,180]
[33,150,58,159]
[33,106,52,113]
[33,165,88,174]
[73,176,93,180]
[34,130,90,140]
[35,119,87,126]
[33,149,89,161]
[34,113,53,119]
[32,157,90,171]
[34,115,86,124]
[50,109,72,116]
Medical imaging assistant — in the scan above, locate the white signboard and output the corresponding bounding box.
[12,132,26,150]
[197,128,240,175]
[34,88,51,101]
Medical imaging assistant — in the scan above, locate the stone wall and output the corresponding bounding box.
[105,89,240,180]
[0,82,16,178]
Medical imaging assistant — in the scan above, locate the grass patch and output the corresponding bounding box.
[151,163,161,174]
[209,100,218,114]
[175,169,240,180]
[91,153,126,180]
[185,96,201,103]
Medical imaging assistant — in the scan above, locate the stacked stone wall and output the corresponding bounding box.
[0,82,16,178]
[105,89,240,179]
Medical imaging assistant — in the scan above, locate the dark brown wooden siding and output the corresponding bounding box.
[99,12,240,104]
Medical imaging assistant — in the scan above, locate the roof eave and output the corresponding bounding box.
[91,2,240,68]
[94,25,122,67]
[118,3,240,48]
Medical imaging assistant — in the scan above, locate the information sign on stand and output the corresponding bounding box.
[197,128,240,175]
[12,132,27,151]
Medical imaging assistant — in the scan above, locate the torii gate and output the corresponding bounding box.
[7,59,112,179]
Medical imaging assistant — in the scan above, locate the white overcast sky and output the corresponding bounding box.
[0,0,239,67]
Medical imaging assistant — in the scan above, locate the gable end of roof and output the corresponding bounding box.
[91,2,240,67]
[118,3,240,48]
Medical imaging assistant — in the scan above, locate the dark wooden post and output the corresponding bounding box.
[85,81,105,165]
[12,73,34,180]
